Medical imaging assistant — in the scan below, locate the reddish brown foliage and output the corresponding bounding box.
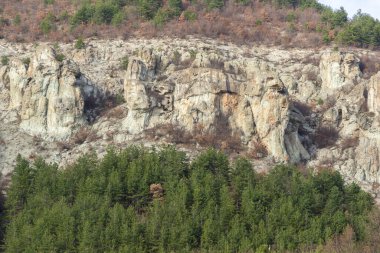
[144,120,243,154]
[248,140,268,159]
[340,136,359,150]
[359,53,380,79]
[313,124,339,149]
[0,0,327,48]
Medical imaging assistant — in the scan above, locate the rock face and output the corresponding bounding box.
[1,38,380,202]
[122,47,310,163]
[2,46,100,140]
[368,73,380,114]
[320,51,361,91]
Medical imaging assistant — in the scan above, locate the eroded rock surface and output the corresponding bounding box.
[1,38,380,202]
[1,46,100,140]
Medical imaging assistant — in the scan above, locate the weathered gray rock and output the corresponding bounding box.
[1,38,380,202]
[4,46,100,140]
[368,72,380,115]
[122,47,309,163]
[320,51,361,91]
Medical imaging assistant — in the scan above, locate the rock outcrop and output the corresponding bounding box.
[320,51,361,91]
[1,46,100,140]
[121,47,311,163]
[1,38,380,202]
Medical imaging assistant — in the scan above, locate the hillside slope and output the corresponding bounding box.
[1,0,380,48]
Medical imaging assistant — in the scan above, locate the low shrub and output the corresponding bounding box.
[248,140,268,159]
[183,10,197,21]
[1,56,9,66]
[40,13,56,34]
[359,54,380,79]
[292,100,313,116]
[22,58,30,68]
[55,53,65,62]
[340,136,359,150]
[71,127,99,145]
[313,124,339,148]
[75,37,85,49]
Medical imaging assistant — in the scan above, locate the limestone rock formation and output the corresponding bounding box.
[2,46,100,140]
[320,51,361,92]
[122,47,311,163]
[1,38,380,202]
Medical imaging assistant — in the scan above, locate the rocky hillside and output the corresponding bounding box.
[0,37,380,202]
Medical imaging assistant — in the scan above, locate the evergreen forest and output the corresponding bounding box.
[0,146,376,252]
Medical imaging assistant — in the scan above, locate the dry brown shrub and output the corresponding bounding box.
[313,125,339,148]
[372,182,380,191]
[321,225,356,253]
[318,96,336,113]
[292,100,313,116]
[28,152,37,160]
[248,141,268,159]
[340,136,359,150]
[150,183,164,199]
[144,123,192,144]
[104,106,127,119]
[302,54,320,66]
[56,141,72,151]
[305,69,318,82]
[71,127,99,145]
[359,54,380,79]
[316,160,335,171]
[144,118,243,154]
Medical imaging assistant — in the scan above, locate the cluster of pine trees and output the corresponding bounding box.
[1,147,374,252]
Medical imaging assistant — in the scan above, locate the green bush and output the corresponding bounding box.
[111,11,124,26]
[13,14,21,25]
[1,56,9,66]
[138,0,162,19]
[168,0,182,16]
[22,58,30,68]
[70,4,95,25]
[286,12,297,22]
[120,56,129,70]
[93,1,119,24]
[40,13,56,34]
[204,0,224,10]
[152,8,170,27]
[115,93,125,105]
[55,53,65,62]
[71,1,125,26]
[184,10,197,21]
[74,37,85,49]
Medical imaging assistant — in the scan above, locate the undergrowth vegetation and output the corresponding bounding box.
[0,0,380,48]
[1,147,378,252]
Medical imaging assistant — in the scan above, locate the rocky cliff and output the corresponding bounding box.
[0,38,379,201]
